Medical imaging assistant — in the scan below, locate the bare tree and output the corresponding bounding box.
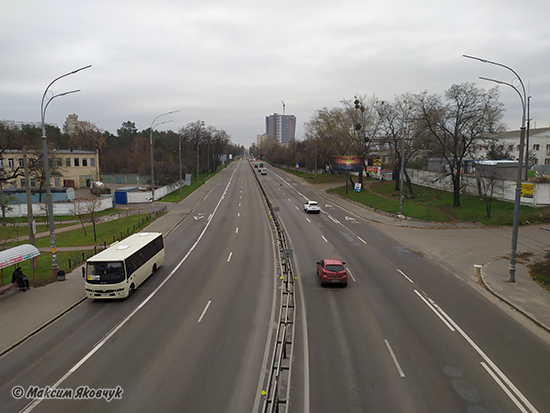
[69,121,107,151]
[304,107,348,171]
[73,195,103,242]
[416,83,505,207]
[377,93,427,195]
[474,162,507,218]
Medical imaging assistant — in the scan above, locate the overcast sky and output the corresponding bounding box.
[1,0,549,147]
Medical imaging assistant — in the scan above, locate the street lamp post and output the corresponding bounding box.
[40,65,91,278]
[463,54,527,282]
[150,110,179,219]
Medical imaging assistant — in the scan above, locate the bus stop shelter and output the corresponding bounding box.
[0,244,41,288]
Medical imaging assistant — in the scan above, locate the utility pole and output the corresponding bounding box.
[23,147,35,245]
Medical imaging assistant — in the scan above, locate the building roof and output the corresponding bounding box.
[485,127,550,140]
[1,148,97,155]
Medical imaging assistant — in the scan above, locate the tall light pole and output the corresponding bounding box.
[41,65,91,278]
[150,110,179,218]
[463,54,526,282]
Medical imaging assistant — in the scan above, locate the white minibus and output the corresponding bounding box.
[84,232,164,299]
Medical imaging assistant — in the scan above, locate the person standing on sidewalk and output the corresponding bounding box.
[11,267,30,291]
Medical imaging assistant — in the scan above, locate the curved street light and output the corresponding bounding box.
[41,65,91,278]
[463,54,526,282]
[150,110,179,218]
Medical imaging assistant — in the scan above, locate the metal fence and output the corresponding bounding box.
[64,206,168,270]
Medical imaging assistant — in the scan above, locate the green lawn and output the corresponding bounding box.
[276,166,548,226]
[327,179,549,227]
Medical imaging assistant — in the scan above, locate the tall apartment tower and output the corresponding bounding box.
[65,114,79,135]
[265,113,296,144]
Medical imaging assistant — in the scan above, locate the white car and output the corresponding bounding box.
[304,201,320,213]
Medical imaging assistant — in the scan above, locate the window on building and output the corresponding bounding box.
[54,178,60,187]
[18,158,24,167]
[20,179,25,187]
[30,179,36,187]
[533,144,540,151]
[534,158,539,165]
[57,158,62,167]
[8,158,15,167]
[82,158,87,166]
[66,158,71,167]
[74,158,79,167]
[90,158,95,167]
[545,159,550,165]
[0,158,3,168]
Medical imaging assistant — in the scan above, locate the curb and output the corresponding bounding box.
[479,263,550,334]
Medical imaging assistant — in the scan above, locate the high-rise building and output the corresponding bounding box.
[65,114,79,135]
[265,113,296,144]
[257,133,267,147]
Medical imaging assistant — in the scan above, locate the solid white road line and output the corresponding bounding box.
[397,269,414,284]
[347,268,356,282]
[481,362,530,413]
[413,289,455,331]
[415,290,539,413]
[321,235,328,243]
[357,236,367,244]
[227,252,233,262]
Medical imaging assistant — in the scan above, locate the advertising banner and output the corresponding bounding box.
[380,169,393,181]
[331,156,364,173]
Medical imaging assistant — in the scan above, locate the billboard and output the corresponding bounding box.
[331,156,364,173]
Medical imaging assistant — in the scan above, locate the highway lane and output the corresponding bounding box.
[1,160,279,412]
[260,166,550,412]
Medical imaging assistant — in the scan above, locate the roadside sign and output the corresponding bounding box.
[521,183,534,198]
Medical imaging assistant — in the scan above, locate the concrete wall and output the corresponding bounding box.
[4,182,182,217]
[406,169,550,207]
[4,196,114,218]
[126,183,181,203]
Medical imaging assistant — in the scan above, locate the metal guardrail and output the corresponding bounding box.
[251,162,296,413]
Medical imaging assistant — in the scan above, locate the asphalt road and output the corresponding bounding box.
[1,161,278,412]
[1,160,549,413]
[259,166,550,413]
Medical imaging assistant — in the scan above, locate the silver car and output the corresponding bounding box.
[304,201,320,213]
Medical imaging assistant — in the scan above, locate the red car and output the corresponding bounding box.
[316,259,348,286]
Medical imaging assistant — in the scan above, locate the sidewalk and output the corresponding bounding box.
[1,163,549,356]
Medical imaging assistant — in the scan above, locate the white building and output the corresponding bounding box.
[475,127,550,165]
